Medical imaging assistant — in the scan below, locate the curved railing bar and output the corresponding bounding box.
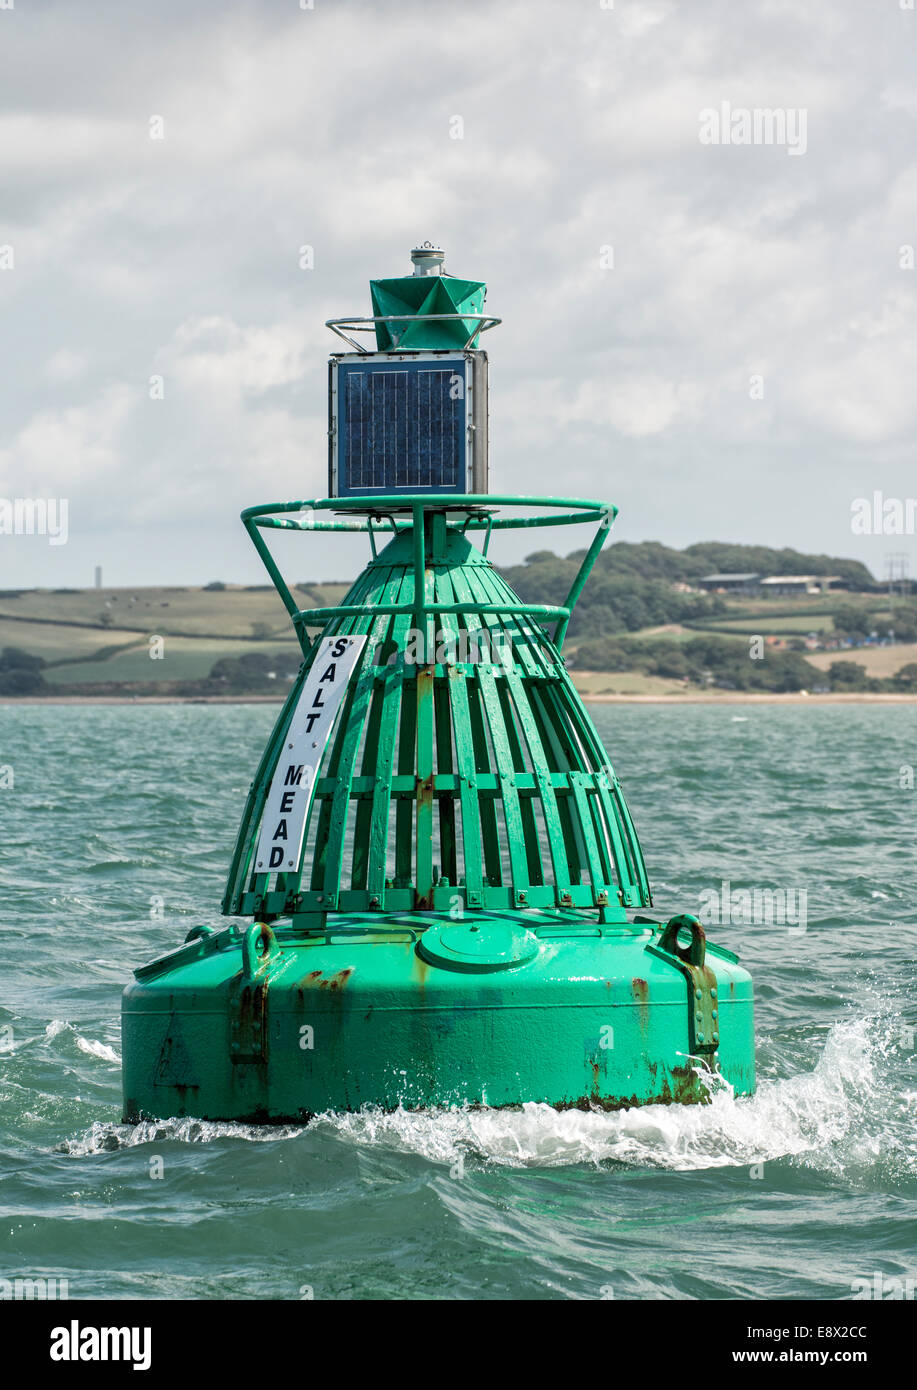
[241,494,615,651]
[243,495,613,524]
[326,313,502,353]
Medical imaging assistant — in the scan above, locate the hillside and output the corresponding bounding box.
[499,541,914,694]
[0,582,348,695]
[1,541,914,698]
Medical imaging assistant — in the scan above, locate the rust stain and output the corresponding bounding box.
[171,1061,722,1128]
[318,967,354,992]
[631,976,651,1035]
[413,947,430,989]
[296,966,353,997]
[416,773,435,804]
[171,1083,200,1116]
[232,979,269,1066]
[561,1061,714,1112]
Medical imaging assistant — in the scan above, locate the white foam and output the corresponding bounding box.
[318,1013,911,1174]
[76,1036,121,1064]
[42,1020,120,1064]
[62,1117,304,1155]
[64,1011,914,1176]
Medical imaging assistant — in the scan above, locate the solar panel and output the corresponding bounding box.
[330,351,487,498]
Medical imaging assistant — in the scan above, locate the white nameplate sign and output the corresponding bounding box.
[255,634,367,877]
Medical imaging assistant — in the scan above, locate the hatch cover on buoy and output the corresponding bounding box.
[418,919,539,972]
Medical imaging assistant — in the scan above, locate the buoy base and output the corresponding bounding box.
[121,911,755,1123]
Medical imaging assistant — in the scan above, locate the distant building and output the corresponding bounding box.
[697,573,761,595]
[94,565,102,590]
[759,575,842,596]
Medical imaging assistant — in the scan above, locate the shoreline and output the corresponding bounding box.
[2,692,916,707]
[580,692,917,703]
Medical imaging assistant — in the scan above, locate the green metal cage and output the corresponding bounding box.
[222,495,652,926]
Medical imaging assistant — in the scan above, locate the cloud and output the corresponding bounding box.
[1,0,915,584]
[158,316,314,397]
[0,383,137,499]
[44,349,89,383]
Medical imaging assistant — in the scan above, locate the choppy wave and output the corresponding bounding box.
[61,1117,304,1155]
[275,1010,917,1177]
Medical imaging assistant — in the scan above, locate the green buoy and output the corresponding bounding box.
[121,247,754,1123]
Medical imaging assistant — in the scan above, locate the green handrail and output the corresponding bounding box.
[241,494,616,651]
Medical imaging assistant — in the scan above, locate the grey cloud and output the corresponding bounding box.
[1,0,915,585]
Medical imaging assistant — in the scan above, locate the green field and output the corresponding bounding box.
[566,670,692,697]
[2,583,914,693]
[0,584,348,688]
[700,614,837,634]
[43,636,301,685]
[0,582,349,640]
[0,619,143,665]
[719,593,880,616]
[807,642,917,679]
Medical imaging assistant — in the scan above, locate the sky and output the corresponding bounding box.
[1,0,915,589]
